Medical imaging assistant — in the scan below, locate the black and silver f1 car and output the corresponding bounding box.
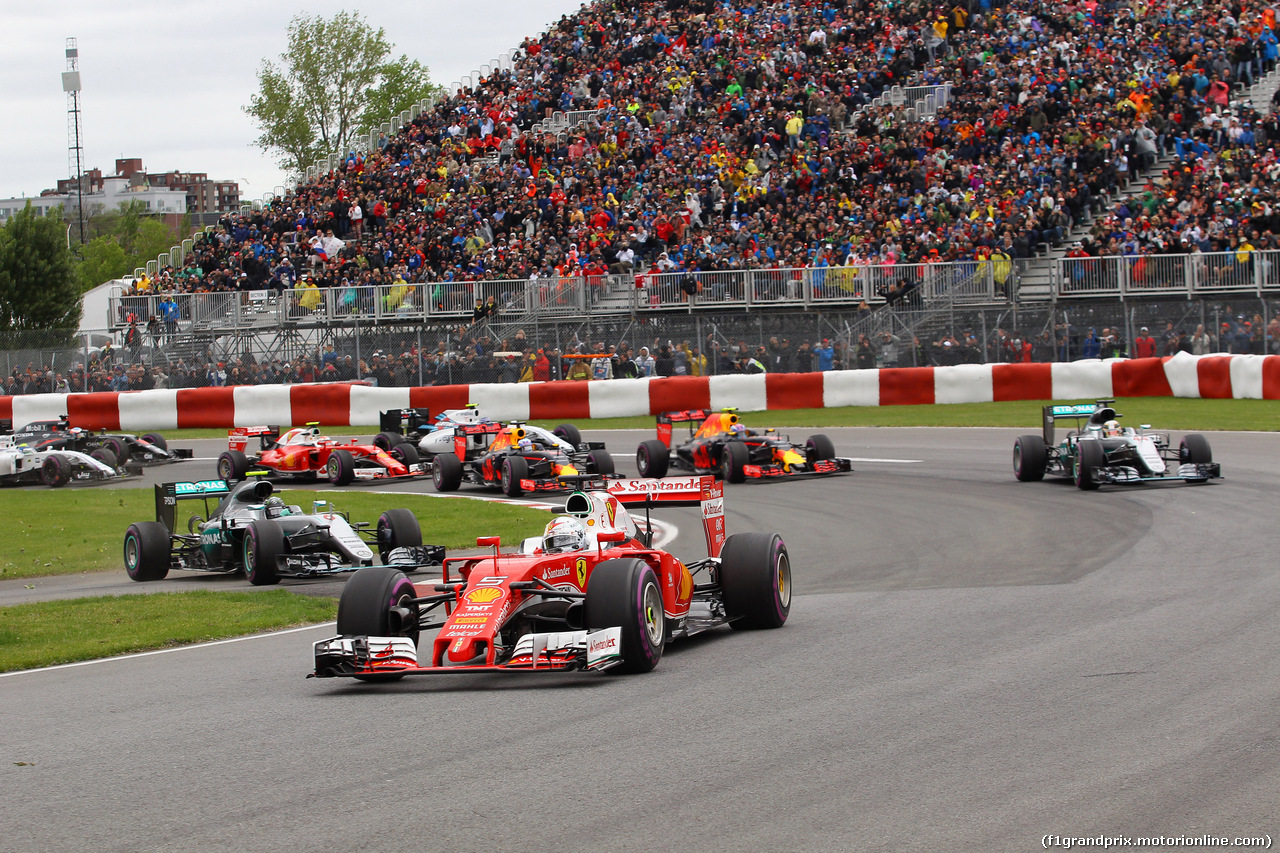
[1,416,191,466]
[430,420,616,497]
[123,479,444,585]
[635,409,852,483]
[1013,400,1222,490]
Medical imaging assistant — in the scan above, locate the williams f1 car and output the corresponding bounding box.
[123,478,444,585]
[0,435,123,487]
[430,420,615,497]
[636,409,851,483]
[312,475,789,681]
[1,415,191,466]
[1013,400,1222,490]
[374,407,600,464]
[217,424,428,486]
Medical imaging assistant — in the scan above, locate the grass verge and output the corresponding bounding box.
[0,590,336,673]
[0,489,549,581]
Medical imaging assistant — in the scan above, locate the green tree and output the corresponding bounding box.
[245,11,442,175]
[0,203,82,331]
[74,201,181,291]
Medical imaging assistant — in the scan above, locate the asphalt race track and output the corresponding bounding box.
[2,426,1278,852]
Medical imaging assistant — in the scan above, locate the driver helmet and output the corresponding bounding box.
[1103,419,1122,437]
[264,497,288,519]
[517,437,534,452]
[730,422,748,437]
[542,516,587,554]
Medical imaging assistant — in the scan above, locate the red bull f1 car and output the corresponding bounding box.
[635,409,851,483]
[216,424,429,486]
[1013,400,1222,490]
[312,475,789,681]
[430,420,615,497]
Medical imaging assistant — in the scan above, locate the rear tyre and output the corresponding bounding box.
[102,437,129,464]
[1013,434,1048,482]
[40,454,71,487]
[327,449,356,486]
[90,448,118,469]
[217,450,250,482]
[123,521,171,582]
[583,558,664,673]
[242,521,284,586]
[636,440,669,479]
[1074,440,1103,491]
[389,442,419,467]
[432,453,463,492]
[337,567,419,681]
[377,509,423,564]
[373,431,404,452]
[501,455,528,497]
[719,532,791,630]
[805,433,836,464]
[141,432,169,451]
[721,441,749,484]
[553,424,582,447]
[587,449,615,476]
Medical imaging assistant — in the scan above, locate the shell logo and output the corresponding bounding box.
[465,587,503,605]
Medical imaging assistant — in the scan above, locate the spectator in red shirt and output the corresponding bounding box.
[1133,327,1159,359]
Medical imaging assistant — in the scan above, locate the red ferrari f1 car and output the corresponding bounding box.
[216,424,428,486]
[312,475,790,681]
[636,409,852,483]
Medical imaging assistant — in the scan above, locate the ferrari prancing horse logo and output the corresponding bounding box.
[575,557,588,588]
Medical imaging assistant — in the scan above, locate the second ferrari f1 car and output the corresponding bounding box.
[1013,400,1222,490]
[312,475,789,681]
[635,409,851,483]
[430,420,615,497]
[217,424,428,486]
[123,478,444,585]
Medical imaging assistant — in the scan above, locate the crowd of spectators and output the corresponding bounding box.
[114,0,1280,318]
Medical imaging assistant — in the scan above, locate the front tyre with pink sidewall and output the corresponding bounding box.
[583,558,664,673]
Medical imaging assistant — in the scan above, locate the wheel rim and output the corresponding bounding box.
[641,581,663,647]
[125,535,139,570]
[775,551,792,609]
[502,464,511,490]
[1013,445,1023,475]
[327,457,339,478]
[432,467,443,488]
[218,459,231,480]
[243,533,255,575]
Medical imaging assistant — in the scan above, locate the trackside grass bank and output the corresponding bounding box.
[0,490,549,581]
[148,398,1276,439]
[0,590,336,673]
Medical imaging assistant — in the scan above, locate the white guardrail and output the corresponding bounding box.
[107,250,1280,329]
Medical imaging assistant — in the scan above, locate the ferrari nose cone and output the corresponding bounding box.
[443,638,487,666]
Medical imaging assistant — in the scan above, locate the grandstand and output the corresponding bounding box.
[54,0,1280,389]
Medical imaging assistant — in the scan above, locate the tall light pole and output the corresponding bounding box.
[62,37,85,247]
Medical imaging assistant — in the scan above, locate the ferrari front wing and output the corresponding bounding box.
[312,627,625,678]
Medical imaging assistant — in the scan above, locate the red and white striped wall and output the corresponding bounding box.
[2,353,1276,431]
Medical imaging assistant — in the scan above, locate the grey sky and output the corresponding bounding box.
[0,1,586,202]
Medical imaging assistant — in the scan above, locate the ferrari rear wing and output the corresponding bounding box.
[606,475,726,557]
[155,479,231,531]
[228,425,280,452]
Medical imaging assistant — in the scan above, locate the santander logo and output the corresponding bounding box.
[588,636,618,653]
